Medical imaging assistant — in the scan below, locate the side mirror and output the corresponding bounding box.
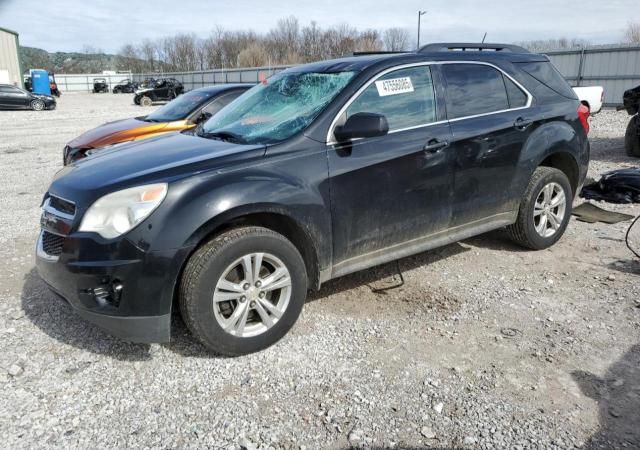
[333,112,389,142]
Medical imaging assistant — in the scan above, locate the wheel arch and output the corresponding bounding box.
[538,151,580,196]
[180,205,323,294]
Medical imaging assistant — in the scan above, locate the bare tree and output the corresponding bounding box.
[300,21,325,63]
[624,21,640,43]
[383,28,410,51]
[356,29,383,52]
[238,42,268,67]
[118,16,434,72]
[517,37,591,52]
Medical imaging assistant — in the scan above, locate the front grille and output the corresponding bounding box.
[48,195,76,216]
[42,231,64,256]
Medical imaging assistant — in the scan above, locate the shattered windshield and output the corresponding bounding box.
[145,90,214,122]
[201,71,356,144]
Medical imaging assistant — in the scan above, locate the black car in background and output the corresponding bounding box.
[0,84,56,110]
[93,78,109,93]
[134,78,184,106]
[112,79,138,94]
[37,43,590,356]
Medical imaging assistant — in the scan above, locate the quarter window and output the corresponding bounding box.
[442,64,511,119]
[344,66,437,133]
[504,77,528,108]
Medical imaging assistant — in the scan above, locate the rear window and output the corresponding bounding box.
[516,62,576,99]
[442,64,509,119]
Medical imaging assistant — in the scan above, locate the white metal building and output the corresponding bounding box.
[0,27,22,88]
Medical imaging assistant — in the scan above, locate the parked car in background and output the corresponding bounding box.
[572,86,604,114]
[134,78,184,106]
[37,43,590,355]
[0,84,56,110]
[621,84,640,157]
[113,79,138,94]
[93,78,109,93]
[63,84,251,164]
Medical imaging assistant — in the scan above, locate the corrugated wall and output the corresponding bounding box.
[0,29,22,87]
[547,46,640,106]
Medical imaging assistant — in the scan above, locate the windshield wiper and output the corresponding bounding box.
[197,129,247,144]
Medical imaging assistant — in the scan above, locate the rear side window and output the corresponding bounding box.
[516,62,576,99]
[345,66,437,131]
[504,77,528,108]
[442,64,509,118]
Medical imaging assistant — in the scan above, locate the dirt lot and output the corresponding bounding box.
[0,93,639,449]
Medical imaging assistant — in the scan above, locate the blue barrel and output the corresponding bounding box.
[31,69,51,95]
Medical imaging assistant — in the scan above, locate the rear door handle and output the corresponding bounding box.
[514,117,533,130]
[423,140,449,153]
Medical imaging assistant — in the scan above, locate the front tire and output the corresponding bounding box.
[179,227,308,356]
[30,99,45,111]
[140,96,152,107]
[507,167,572,250]
[625,116,640,157]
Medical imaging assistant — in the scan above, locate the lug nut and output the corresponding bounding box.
[239,296,246,302]
[243,283,250,290]
[255,280,262,288]
[259,291,266,298]
[249,301,256,308]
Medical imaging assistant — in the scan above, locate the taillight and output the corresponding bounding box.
[577,104,590,135]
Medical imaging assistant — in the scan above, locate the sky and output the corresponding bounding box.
[0,0,635,53]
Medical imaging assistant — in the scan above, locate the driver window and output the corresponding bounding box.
[344,66,436,132]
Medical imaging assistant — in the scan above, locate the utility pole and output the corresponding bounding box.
[417,10,427,50]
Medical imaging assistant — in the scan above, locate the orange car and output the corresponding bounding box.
[63,84,251,164]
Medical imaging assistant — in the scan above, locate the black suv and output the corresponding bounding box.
[112,79,138,94]
[37,43,590,355]
[134,78,184,106]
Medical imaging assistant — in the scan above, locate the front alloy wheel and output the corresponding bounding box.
[31,99,45,111]
[213,252,292,338]
[179,226,307,356]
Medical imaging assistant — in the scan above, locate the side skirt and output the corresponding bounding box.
[320,212,516,283]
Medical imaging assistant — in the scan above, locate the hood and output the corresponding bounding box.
[50,132,266,206]
[66,117,169,149]
[135,87,153,95]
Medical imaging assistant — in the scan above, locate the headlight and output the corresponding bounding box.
[79,183,167,239]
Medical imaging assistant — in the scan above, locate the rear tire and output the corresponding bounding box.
[140,96,152,107]
[179,226,308,356]
[625,116,640,158]
[30,99,45,111]
[507,167,572,250]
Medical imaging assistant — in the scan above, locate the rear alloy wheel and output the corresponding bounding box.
[507,166,572,249]
[30,99,45,111]
[179,227,307,356]
[625,116,640,157]
[140,96,153,107]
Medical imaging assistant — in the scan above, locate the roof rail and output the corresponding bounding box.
[351,51,409,56]
[418,43,530,53]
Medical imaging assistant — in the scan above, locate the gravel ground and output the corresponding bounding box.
[0,94,639,450]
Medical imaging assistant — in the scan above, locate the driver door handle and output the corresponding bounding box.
[423,139,449,153]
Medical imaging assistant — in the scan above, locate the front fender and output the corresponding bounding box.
[128,151,332,273]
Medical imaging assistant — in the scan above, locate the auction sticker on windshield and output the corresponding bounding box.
[375,77,414,97]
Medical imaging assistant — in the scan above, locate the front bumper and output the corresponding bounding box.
[35,228,192,343]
